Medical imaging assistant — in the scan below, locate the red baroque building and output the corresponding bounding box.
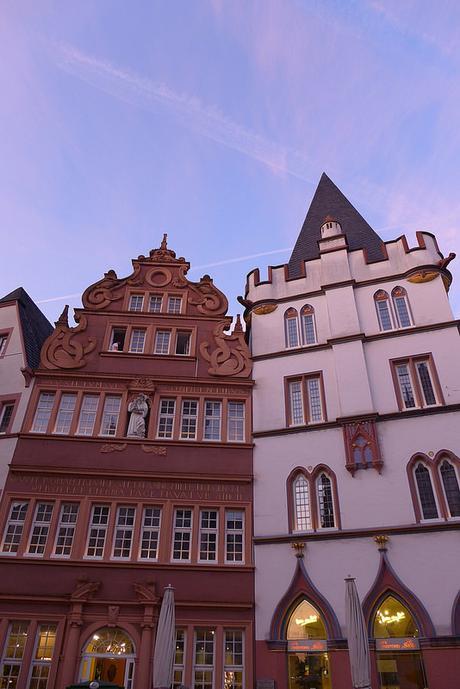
[0,237,253,689]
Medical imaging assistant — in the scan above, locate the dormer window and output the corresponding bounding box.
[110,327,127,351]
[128,294,144,312]
[320,216,343,238]
[167,296,182,315]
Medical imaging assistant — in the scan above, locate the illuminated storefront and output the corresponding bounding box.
[287,600,331,689]
[79,628,135,688]
[373,596,428,689]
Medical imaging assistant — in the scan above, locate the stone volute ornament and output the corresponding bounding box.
[41,305,97,370]
[127,393,149,438]
[200,315,252,378]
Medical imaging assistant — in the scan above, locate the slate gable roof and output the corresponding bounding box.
[288,173,385,277]
[0,287,53,370]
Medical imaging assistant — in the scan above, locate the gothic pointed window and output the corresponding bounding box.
[300,305,316,345]
[293,474,312,531]
[439,460,460,518]
[392,286,412,328]
[414,463,438,520]
[374,290,393,331]
[287,600,327,640]
[352,435,373,466]
[316,473,335,528]
[285,308,300,348]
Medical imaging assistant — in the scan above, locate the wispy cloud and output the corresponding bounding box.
[54,43,314,184]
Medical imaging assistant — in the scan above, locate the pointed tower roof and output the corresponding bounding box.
[288,173,385,277]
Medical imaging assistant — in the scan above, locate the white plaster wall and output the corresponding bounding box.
[255,531,460,639]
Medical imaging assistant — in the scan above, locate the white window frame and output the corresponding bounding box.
[198,509,218,563]
[392,291,412,328]
[203,401,222,441]
[301,310,317,345]
[148,294,163,313]
[394,362,418,409]
[285,315,300,348]
[223,630,244,689]
[32,392,56,433]
[157,399,176,439]
[154,330,171,355]
[27,502,54,557]
[1,501,28,555]
[28,624,57,689]
[293,475,312,532]
[128,294,144,312]
[53,503,79,558]
[167,296,182,315]
[193,630,215,689]
[375,295,394,332]
[112,506,136,559]
[109,326,127,352]
[227,401,245,443]
[171,508,193,562]
[414,360,439,407]
[180,399,198,440]
[85,504,110,559]
[129,328,146,354]
[0,402,15,434]
[225,510,244,564]
[0,621,29,686]
[76,394,99,436]
[99,395,121,436]
[139,506,162,561]
[53,393,77,434]
[173,629,186,689]
[316,473,335,529]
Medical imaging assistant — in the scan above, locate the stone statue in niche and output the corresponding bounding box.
[127,393,149,438]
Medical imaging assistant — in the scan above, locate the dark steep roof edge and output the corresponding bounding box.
[0,287,53,369]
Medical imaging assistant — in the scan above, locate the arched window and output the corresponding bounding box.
[316,473,335,528]
[373,595,419,639]
[352,434,374,466]
[440,460,460,517]
[286,600,331,687]
[285,308,300,348]
[414,463,438,520]
[300,305,317,345]
[374,290,393,331]
[293,474,312,531]
[80,627,135,688]
[392,286,412,328]
[287,600,327,640]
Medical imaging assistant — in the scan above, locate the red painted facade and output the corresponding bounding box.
[0,238,253,689]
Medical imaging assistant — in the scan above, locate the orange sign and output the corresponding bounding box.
[376,637,419,651]
[288,639,327,652]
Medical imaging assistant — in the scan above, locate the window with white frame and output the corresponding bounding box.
[167,296,182,314]
[149,294,163,313]
[414,360,437,406]
[439,460,460,518]
[0,334,8,356]
[173,629,186,689]
[227,402,245,442]
[293,475,311,531]
[28,503,54,556]
[392,286,412,328]
[129,328,146,353]
[0,403,14,434]
[139,507,161,560]
[316,473,335,528]
[53,503,79,557]
[284,308,299,348]
[374,290,394,331]
[110,327,127,351]
[301,305,316,345]
[77,395,99,435]
[29,624,57,689]
[86,505,110,558]
[394,362,416,409]
[224,630,244,689]
[0,621,29,689]
[154,330,171,354]
[99,395,121,436]
[128,294,144,312]
[1,502,28,554]
[225,510,244,563]
[175,331,191,355]
[157,399,176,438]
[393,357,440,410]
[172,508,193,561]
[194,630,215,689]
[32,392,55,433]
[204,401,221,441]
[287,375,324,426]
[199,510,218,562]
[53,393,77,434]
[414,463,438,520]
[180,400,198,439]
[112,506,136,559]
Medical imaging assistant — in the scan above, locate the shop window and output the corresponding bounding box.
[79,628,135,689]
[1,502,28,554]
[439,460,460,518]
[193,630,214,689]
[203,401,221,441]
[128,294,144,312]
[227,401,245,442]
[77,395,99,436]
[286,600,330,689]
[0,402,14,434]
[173,629,186,689]
[199,510,218,562]
[414,463,439,520]
[86,505,110,558]
[175,331,191,355]
[287,374,325,426]
[110,327,127,352]
[157,399,176,439]
[172,508,193,561]
[224,630,244,689]
[99,396,121,436]
[0,621,29,688]
[225,510,244,563]
[139,507,161,560]
[32,392,56,433]
[300,305,317,345]
[285,308,300,348]
[373,596,427,689]
[27,503,54,556]
[112,506,136,559]
[29,624,57,689]
[374,290,394,331]
[53,393,77,434]
[53,503,79,557]
[149,294,163,313]
[392,286,412,328]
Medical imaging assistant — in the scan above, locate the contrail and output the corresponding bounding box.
[54,43,315,184]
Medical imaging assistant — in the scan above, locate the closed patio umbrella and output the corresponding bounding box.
[345,576,372,689]
[153,585,176,689]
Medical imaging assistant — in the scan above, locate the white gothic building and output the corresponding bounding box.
[243,174,460,689]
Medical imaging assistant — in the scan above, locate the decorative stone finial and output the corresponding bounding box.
[56,304,69,327]
[161,233,168,250]
[374,534,389,551]
[291,542,305,558]
[233,314,243,333]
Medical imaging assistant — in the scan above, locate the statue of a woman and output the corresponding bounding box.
[127,393,149,438]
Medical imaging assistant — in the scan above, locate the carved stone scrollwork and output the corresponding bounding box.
[134,581,157,602]
[82,264,143,310]
[187,274,228,316]
[200,315,252,378]
[141,445,167,455]
[41,306,96,370]
[100,443,127,453]
[71,577,101,601]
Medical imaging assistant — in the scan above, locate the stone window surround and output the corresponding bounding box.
[390,353,444,412]
[104,322,196,358]
[406,450,460,523]
[284,371,327,427]
[286,465,341,534]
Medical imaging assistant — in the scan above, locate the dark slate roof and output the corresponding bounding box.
[0,287,53,369]
[288,173,385,277]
